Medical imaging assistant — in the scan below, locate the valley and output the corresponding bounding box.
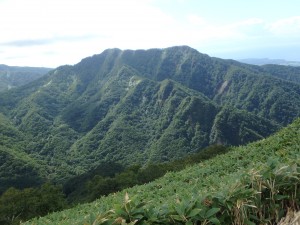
[0,65,51,92]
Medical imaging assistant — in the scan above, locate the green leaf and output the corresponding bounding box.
[171,215,184,221]
[188,208,202,218]
[114,208,127,217]
[209,217,221,224]
[244,219,256,225]
[249,214,259,222]
[274,195,288,200]
[174,205,185,216]
[205,208,220,218]
[133,214,144,220]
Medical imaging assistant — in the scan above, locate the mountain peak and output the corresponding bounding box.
[164,45,198,52]
[1,45,300,184]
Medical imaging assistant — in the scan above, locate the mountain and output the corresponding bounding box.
[260,64,300,84]
[238,58,300,66]
[0,46,300,186]
[0,64,52,92]
[231,61,300,84]
[23,118,300,225]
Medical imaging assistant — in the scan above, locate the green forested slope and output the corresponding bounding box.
[117,47,300,125]
[213,66,300,124]
[0,112,25,149]
[0,113,44,193]
[0,46,299,185]
[0,64,51,92]
[0,146,44,194]
[24,118,300,225]
[0,70,279,181]
[209,106,279,145]
[261,64,300,84]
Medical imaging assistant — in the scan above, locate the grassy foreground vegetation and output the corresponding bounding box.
[24,118,300,224]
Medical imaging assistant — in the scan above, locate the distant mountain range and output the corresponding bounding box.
[238,58,300,66]
[0,64,52,92]
[1,46,300,193]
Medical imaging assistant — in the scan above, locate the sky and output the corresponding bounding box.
[0,0,300,68]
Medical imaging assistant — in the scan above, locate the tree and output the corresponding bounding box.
[0,184,66,225]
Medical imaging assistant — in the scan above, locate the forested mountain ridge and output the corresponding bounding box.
[260,64,300,83]
[0,46,299,185]
[0,64,51,92]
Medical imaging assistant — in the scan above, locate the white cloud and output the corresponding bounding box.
[179,17,266,46]
[0,0,173,41]
[0,0,178,66]
[231,18,264,27]
[187,15,207,26]
[267,16,300,36]
[1,0,300,66]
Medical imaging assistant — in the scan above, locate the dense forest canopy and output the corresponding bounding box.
[0,46,300,187]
